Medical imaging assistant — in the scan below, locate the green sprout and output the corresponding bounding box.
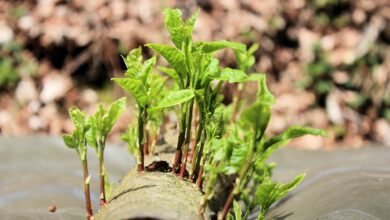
[147,8,247,176]
[113,48,166,171]
[62,8,329,220]
[62,107,93,220]
[231,43,259,122]
[85,97,126,206]
[198,75,327,219]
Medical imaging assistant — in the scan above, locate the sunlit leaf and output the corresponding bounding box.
[102,97,127,135]
[241,101,271,142]
[62,134,76,149]
[194,41,246,54]
[121,123,138,156]
[149,89,194,112]
[112,78,149,106]
[257,75,275,106]
[163,8,186,48]
[244,73,265,82]
[212,68,247,83]
[69,106,86,131]
[254,174,305,216]
[139,56,156,82]
[233,200,242,220]
[263,126,327,157]
[159,66,183,88]
[234,43,258,71]
[122,47,142,69]
[146,44,187,74]
[85,116,98,151]
[163,8,198,49]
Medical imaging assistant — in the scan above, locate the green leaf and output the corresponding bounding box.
[233,200,242,220]
[146,44,187,74]
[234,43,258,71]
[104,175,115,199]
[62,134,76,149]
[247,43,259,55]
[85,116,98,151]
[163,8,198,49]
[279,173,305,192]
[187,9,200,28]
[244,73,265,82]
[69,106,87,131]
[223,142,250,175]
[163,8,186,48]
[194,89,206,118]
[254,174,305,216]
[121,124,138,155]
[149,74,167,99]
[149,89,194,112]
[112,78,149,106]
[102,97,127,136]
[241,101,271,142]
[196,54,220,87]
[64,107,89,160]
[139,56,156,82]
[194,41,246,53]
[257,75,275,106]
[122,47,142,69]
[122,48,143,78]
[263,126,327,157]
[159,66,183,88]
[213,68,247,83]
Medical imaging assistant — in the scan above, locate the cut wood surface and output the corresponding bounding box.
[95,170,207,220]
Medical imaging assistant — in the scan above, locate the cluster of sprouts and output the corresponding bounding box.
[63,8,326,220]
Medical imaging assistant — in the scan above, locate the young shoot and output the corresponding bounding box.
[85,97,126,206]
[197,75,327,220]
[231,43,259,122]
[147,8,248,176]
[113,48,166,171]
[62,107,93,220]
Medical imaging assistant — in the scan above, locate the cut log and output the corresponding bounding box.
[94,170,207,220]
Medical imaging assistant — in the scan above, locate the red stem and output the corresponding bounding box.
[144,126,150,155]
[172,152,181,174]
[172,130,185,174]
[98,146,106,207]
[137,163,144,172]
[220,188,235,220]
[82,160,93,219]
[189,105,199,162]
[179,144,189,177]
[196,166,204,189]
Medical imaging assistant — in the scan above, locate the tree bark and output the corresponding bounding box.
[94,170,208,220]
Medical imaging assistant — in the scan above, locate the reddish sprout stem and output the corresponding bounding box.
[98,147,106,206]
[82,159,93,219]
[196,166,204,189]
[220,188,235,220]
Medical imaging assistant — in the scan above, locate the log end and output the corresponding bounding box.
[94,170,206,220]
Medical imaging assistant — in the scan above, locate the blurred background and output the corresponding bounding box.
[0,0,389,149]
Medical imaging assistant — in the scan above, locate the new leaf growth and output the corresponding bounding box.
[114,48,166,171]
[62,107,93,220]
[86,97,126,206]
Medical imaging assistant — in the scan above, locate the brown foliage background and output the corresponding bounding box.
[0,0,389,148]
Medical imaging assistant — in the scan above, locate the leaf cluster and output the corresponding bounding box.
[86,98,127,151]
[63,107,90,160]
[64,7,329,220]
[62,98,126,160]
[202,75,327,219]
